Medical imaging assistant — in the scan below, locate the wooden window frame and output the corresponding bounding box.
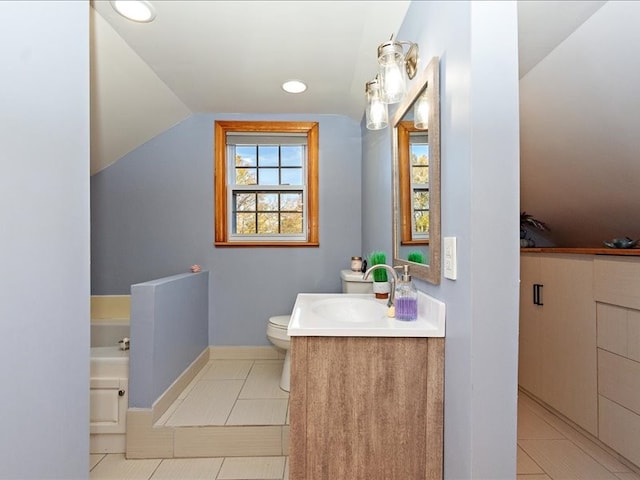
[215,120,319,247]
[398,120,430,246]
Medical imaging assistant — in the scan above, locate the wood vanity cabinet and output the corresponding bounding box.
[289,336,444,480]
[518,253,598,435]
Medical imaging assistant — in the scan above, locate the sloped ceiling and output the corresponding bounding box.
[520,0,640,247]
[89,0,410,174]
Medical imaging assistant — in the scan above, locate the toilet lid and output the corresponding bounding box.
[268,315,290,328]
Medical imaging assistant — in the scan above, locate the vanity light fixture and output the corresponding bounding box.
[365,76,388,131]
[413,88,429,130]
[377,35,419,104]
[282,80,307,94]
[110,1,156,23]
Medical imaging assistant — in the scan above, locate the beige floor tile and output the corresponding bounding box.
[217,456,286,480]
[517,446,544,475]
[240,362,289,399]
[90,453,161,479]
[517,405,565,440]
[516,475,552,479]
[166,379,244,426]
[519,439,619,479]
[150,458,223,479]
[201,360,254,380]
[90,454,105,471]
[226,399,289,426]
[520,393,632,473]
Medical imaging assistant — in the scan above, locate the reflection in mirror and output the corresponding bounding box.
[392,56,440,284]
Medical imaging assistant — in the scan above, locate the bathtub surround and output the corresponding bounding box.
[91,295,131,321]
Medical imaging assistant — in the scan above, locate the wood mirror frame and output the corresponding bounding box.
[392,56,441,285]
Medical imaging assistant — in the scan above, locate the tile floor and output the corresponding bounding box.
[517,392,640,479]
[91,357,290,479]
[91,357,640,479]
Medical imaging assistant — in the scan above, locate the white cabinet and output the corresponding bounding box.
[594,257,640,466]
[90,377,128,454]
[519,253,598,436]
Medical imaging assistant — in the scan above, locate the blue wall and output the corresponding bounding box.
[91,113,363,345]
[361,2,520,478]
[0,2,90,478]
[130,272,209,408]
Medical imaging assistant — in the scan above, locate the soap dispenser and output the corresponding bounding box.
[394,265,418,321]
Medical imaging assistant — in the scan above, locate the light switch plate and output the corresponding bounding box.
[444,236,457,280]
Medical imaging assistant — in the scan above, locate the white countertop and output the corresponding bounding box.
[288,292,445,337]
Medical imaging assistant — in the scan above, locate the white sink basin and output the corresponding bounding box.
[287,293,445,337]
[311,296,388,323]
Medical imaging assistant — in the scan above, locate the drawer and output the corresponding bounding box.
[599,395,640,467]
[594,257,640,310]
[597,303,640,362]
[598,349,640,415]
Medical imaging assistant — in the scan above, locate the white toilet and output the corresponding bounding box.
[267,269,373,392]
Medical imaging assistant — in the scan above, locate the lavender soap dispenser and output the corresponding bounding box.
[394,265,418,321]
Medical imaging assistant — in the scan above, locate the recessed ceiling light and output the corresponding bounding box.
[110,1,156,23]
[282,80,307,94]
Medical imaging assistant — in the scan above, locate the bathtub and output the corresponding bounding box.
[90,321,130,454]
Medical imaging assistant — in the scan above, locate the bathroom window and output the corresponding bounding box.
[214,121,319,246]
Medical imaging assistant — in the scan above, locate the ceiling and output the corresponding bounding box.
[90,0,410,173]
[90,0,640,248]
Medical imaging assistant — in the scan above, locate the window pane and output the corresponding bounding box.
[281,168,302,185]
[414,211,429,234]
[258,213,279,234]
[236,168,257,185]
[412,165,429,184]
[413,190,429,210]
[259,168,279,185]
[235,193,255,211]
[236,146,257,167]
[236,212,256,234]
[281,213,303,234]
[281,193,303,212]
[258,145,278,167]
[281,145,304,167]
[411,144,429,165]
[258,193,278,211]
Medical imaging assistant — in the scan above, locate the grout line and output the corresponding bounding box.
[224,360,255,425]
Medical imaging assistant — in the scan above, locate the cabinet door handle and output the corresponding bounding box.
[533,284,544,306]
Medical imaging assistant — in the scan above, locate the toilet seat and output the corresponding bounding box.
[268,315,290,329]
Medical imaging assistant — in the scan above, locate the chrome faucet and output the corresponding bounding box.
[363,264,399,306]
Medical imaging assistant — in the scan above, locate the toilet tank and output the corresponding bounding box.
[340,269,374,294]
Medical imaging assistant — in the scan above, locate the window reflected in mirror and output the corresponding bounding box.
[392,56,440,284]
[398,122,430,246]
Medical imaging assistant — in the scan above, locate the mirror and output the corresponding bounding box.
[392,56,440,284]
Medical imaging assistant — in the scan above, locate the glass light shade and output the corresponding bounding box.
[413,91,430,130]
[365,79,388,130]
[111,1,156,22]
[282,80,307,93]
[378,40,406,104]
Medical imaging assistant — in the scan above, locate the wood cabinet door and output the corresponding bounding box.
[539,254,598,436]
